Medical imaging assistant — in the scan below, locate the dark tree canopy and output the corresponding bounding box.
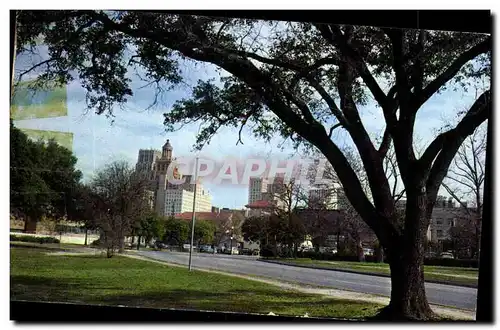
[14,11,491,320]
[10,120,82,230]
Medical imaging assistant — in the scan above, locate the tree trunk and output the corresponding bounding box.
[356,239,365,262]
[24,216,37,233]
[336,232,340,252]
[118,236,125,253]
[107,246,113,258]
[375,244,384,263]
[375,192,435,321]
[137,236,141,250]
[84,228,88,246]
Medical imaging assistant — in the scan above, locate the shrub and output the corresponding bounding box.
[424,257,478,268]
[260,245,277,258]
[10,234,60,244]
[296,250,477,268]
[90,238,102,247]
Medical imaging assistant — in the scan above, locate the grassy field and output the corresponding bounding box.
[273,259,478,287]
[10,247,383,319]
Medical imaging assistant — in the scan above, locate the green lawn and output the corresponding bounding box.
[274,259,478,287]
[10,247,382,319]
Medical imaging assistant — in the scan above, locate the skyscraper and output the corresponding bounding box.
[135,139,212,217]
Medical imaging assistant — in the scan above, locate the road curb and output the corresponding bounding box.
[258,259,478,289]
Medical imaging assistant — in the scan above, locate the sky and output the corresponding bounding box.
[11,26,486,210]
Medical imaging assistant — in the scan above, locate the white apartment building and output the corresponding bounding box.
[135,139,214,216]
[396,197,471,243]
[309,188,338,209]
[158,178,212,217]
[308,187,344,209]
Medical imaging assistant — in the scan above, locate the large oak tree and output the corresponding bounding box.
[14,11,491,320]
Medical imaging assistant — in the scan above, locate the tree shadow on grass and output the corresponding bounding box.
[95,288,378,318]
[10,275,380,319]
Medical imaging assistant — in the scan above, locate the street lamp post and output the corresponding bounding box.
[188,157,199,271]
[229,226,234,255]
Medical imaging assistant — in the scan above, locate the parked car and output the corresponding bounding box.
[440,252,454,259]
[199,245,214,253]
[363,248,374,256]
[154,241,167,249]
[239,248,252,255]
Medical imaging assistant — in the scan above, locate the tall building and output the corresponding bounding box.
[160,180,212,216]
[136,139,212,217]
[248,177,268,205]
[136,149,162,173]
[136,149,162,190]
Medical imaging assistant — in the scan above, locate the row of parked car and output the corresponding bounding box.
[152,242,260,255]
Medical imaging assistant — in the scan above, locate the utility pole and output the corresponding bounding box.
[476,118,492,322]
[188,157,199,271]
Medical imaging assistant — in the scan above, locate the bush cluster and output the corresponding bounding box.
[10,234,60,244]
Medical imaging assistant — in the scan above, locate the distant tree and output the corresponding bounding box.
[89,161,150,258]
[163,217,189,249]
[134,212,164,249]
[241,215,270,246]
[268,179,307,257]
[449,212,480,259]
[212,212,245,249]
[67,183,100,245]
[193,220,216,247]
[442,124,486,259]
[10,120,82,233]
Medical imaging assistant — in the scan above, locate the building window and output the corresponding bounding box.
[436,220,442,225]
[449,220,454,227]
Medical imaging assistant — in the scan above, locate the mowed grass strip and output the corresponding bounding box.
[10,247,382,319]
[276,259,478,287]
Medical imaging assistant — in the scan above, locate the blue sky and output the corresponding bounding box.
[12,37,484,210]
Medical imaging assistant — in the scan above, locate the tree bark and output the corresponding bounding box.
[106,246,113,258]
[84,228,88,246]
[137,236,141,250]
[375,192,435,320]
[118,236,125,253]
[375,242,384,263]
[24,216,37,233]
[356,239,365,262]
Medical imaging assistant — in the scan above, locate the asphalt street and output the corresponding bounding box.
[136,250,477,311]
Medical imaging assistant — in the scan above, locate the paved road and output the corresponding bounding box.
[136,250,477,311]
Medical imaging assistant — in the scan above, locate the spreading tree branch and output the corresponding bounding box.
[415,36,491,109]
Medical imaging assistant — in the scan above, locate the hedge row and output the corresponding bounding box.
[296,251,381,262]
[425,257,478,268]
[10,234,60,244]
[264,249,478,268]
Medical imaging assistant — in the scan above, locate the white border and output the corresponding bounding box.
[2,3,498,330]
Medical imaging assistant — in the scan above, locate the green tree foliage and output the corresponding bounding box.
[193,220,216,246]
[242,216,270,245]
[15,11,491,320]
[163,217,189,249]
[10,120,82,232]
[135,212,165,247]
